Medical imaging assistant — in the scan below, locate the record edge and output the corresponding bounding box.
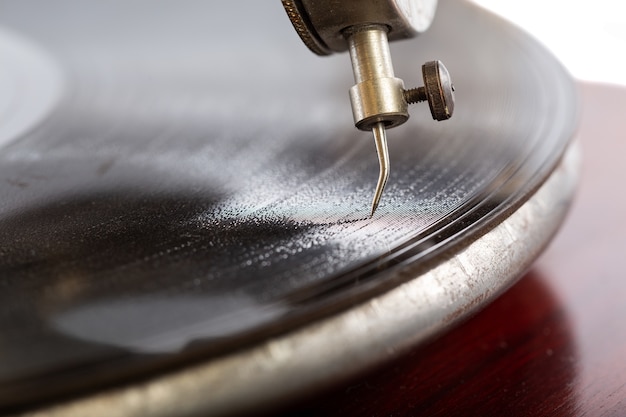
[18,142,581,417]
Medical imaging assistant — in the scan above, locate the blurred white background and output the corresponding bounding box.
[472,1,626,87]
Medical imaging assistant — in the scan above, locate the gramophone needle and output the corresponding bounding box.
[370,122,390,218]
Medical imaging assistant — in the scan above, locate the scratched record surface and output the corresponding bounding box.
[0,0,578,415]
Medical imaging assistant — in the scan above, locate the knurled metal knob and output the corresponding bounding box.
[404,60,455,121]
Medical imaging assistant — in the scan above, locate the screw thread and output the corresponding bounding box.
[404,87,427,104]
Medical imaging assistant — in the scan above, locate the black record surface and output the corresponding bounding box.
[0,0,576,410]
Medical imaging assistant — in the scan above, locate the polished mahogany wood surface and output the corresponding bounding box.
[282,83,626,416]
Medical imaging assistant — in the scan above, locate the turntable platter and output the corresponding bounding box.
[0,0,577,414]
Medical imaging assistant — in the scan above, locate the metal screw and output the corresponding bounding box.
[404,60,455,121]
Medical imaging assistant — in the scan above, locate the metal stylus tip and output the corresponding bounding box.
[370,122,390,217]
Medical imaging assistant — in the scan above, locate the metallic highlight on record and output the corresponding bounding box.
[23,143,580,417]
[0,0,577,414]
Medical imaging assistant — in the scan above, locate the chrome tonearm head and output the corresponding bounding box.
[281,0,455,216]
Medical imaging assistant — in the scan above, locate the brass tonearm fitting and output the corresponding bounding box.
[281,0,455,216]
